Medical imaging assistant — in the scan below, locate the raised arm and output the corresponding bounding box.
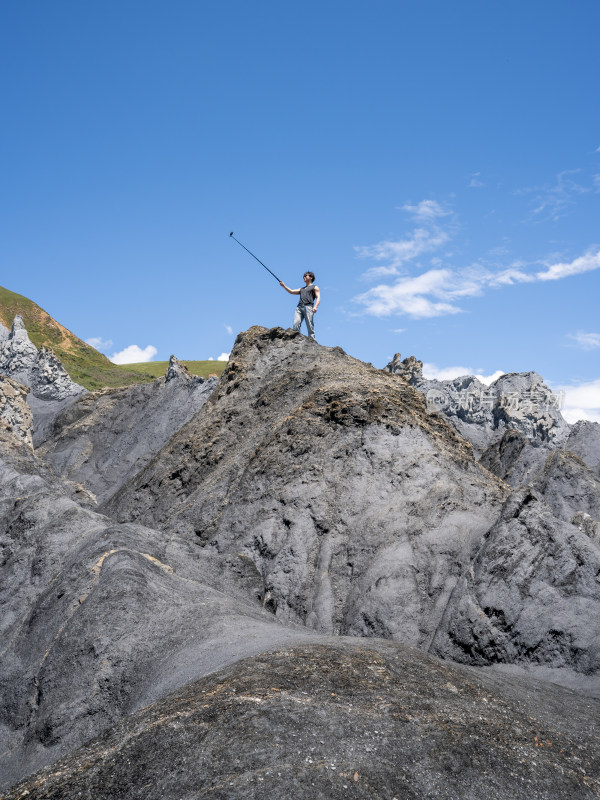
[279,281,301,295]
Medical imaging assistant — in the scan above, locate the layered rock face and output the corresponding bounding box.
[0,316,86,445]
[105,327,509,647]
[0,374,33,447]
[0,425,318,787]
[38,355,218,503]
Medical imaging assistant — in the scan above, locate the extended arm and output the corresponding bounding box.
[279,281,301,295]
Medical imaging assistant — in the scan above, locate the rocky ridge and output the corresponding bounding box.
[38,355,218,504]
[1,320,600,798]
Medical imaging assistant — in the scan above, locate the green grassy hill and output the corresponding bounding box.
[124,361,227,379]
[0,286,227,390]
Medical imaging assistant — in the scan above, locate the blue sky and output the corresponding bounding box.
[1,1,599,421]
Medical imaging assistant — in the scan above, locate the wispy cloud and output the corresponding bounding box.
[356,228,450,278]
[110,344,158,364]
[86,336,113,351]
[401,199,450,221]
[468,172,485,188]
[224,324,233,335]
[568,331,600,350]
[536,249,600,281]
[519,169,590,222]
[353,194,600,319]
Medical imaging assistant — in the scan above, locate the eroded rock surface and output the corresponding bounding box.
[431,488,600,692]
[0,374,33,447]
[38,355,217,503]
[106,327,509,647]
[5,642,600,800]
[0,429,316,788]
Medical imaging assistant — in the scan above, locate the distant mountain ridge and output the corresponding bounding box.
[0,285,155,389]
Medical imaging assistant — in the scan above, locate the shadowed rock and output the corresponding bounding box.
[565,420,600,478]
[4,642,600,800]
[0,429,317,788]
[38,356,217,504]
[431,487,600,693]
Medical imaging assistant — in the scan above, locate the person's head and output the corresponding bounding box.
[303,271,315,284]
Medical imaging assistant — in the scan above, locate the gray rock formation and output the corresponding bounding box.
[0,428,318,788]
[0,315,39,380]
[2,324,600,798]
[565,419,600,477]
[0,375,33,448]
[531,449,600,525]
[384,354,569,456]
[38,356,218,504]
[5,641,600,800]
[0,316,87,445]
[105,327,509,648]
[431,488,600,692]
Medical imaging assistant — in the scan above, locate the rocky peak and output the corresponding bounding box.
[0,314,39,377]
[166,354,194,383]
[384,353,423,383]
[0,316,87,446]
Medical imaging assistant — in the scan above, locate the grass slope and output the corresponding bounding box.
[0,286,226,390]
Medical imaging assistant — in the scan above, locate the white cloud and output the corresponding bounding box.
[568,331,600,350]
[356,227,450,277]
[553,378,600,424]
[536,249,600,281]
[355,269,463,318]
[422,364,505,384]
[422,363,474,381]
[401,200,450,221]
[86,336,113,351]
[208,352,230,362]
[110,344,158,364]
[225,324,233,335]
[391,328,406,334]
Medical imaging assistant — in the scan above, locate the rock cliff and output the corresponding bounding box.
[0,316,87,445]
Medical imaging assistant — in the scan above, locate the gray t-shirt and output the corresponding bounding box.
[298,285,316,307]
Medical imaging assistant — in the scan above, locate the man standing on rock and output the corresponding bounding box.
[279,271,320,341]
